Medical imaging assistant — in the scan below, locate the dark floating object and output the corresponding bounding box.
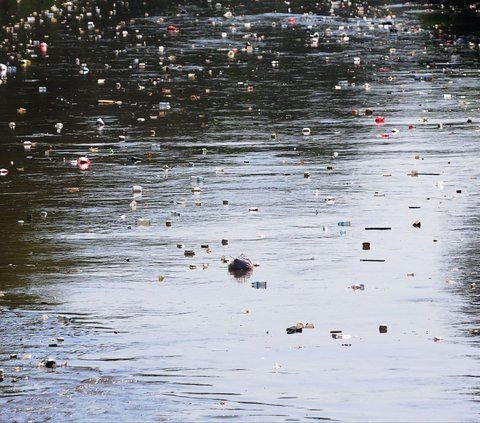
[412,220,421,228]
[286,326,302,334]
[228,255,254,272]
[41,358,57,368]
[365,227,391,231]
[360,259,385,262]
[413,74,433,81]
[228,255,255,280]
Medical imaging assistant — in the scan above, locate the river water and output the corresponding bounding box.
[1,1,480,421]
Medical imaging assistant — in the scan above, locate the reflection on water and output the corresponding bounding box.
[1,0,480,421]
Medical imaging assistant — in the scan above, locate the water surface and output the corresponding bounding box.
[1,1,480,421]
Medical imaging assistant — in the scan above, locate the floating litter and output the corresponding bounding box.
[228,255,254,278]
[286,326,302,334]
[159,102,171,110]
[325,196,336,204]
[351,284,365,291]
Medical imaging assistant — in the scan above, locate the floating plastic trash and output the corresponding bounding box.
[251,281,267,289]
[184,250,196,257]
[286,325,302,334]
[302,127,311,135]
[97,99,122,105]
[362,242,371,250]
[132,185,142,194]
[38,42,48,53]
[77,157,90,170]
[360,259,385,262]
[191,176,204,183]
[351,284,365,291]
[159,102,171,110]
[325,196,336,204]
[137,218,151,226]
[0,63,7,79]
[413,74,432,81]
[375,116,385,125]
[337,221,351,226]
[331,331,351,340]
[379,325,388,334]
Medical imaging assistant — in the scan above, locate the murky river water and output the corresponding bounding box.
[1,1,480,421]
